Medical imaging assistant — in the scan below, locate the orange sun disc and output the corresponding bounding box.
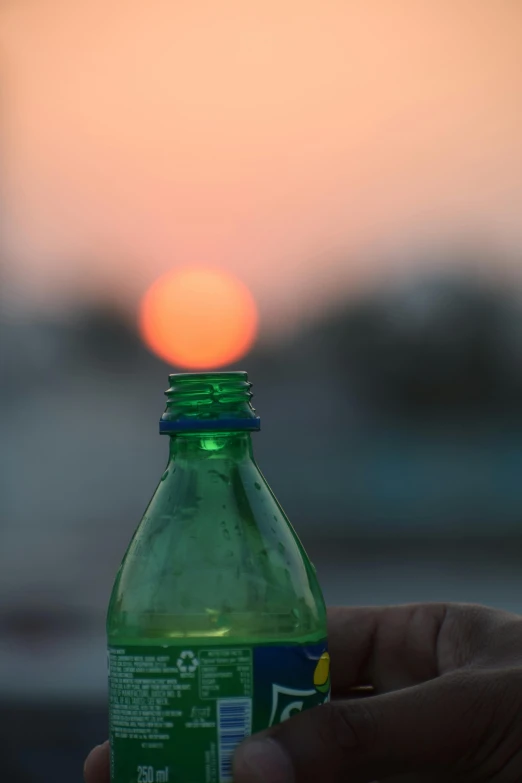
[139,266,258,369]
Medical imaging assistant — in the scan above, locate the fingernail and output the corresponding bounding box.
[235,738,293,783]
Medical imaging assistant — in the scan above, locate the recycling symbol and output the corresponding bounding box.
[176,650,199,673]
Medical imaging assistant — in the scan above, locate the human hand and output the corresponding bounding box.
[84,740,109,783]
[85,603,522,783]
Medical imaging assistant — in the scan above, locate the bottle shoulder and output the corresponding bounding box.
[108,460,326,642]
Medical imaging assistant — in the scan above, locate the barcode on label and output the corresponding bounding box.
[217,698,252,782]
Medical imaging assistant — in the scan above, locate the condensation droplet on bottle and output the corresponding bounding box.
[254,482,261,490]
[222,529,231,541]
[278,542,285,554]
[160,470,169,482]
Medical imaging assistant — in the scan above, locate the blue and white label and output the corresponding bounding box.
[252,640,330,732]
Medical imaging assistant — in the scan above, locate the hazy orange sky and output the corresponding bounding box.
[2,0,522,334]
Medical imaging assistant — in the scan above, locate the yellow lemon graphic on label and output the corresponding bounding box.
[313,651,330,693]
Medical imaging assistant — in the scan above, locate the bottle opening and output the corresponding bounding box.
[159,371,261,433]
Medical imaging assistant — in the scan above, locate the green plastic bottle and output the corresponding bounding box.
[107,371,329,783]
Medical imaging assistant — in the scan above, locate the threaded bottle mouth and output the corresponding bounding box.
[159,371,261,433]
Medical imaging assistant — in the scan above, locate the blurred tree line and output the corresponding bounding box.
[312,271,522,420]
[12,263,519,423]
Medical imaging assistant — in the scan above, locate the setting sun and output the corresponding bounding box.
[139,266,258,369]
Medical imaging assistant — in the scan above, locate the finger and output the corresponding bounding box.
[84,741,110,783]
[438,603,522,670]
[234,669,491,783]
[330,603,522,695]
[328,604,446,694]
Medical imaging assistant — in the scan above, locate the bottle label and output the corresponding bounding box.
[108,640,329,783]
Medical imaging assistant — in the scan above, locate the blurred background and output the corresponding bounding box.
[1,0,522,779]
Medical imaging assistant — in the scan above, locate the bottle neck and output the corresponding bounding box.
[167,431,254,463]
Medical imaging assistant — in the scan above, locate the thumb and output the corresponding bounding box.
[234,671,488,783]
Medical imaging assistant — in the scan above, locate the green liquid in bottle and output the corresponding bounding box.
[107,372,328,783]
